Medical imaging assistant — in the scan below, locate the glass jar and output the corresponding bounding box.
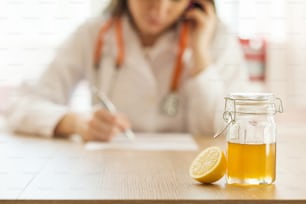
[223,93,283,185]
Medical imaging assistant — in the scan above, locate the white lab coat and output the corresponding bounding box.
[6,15,249,137]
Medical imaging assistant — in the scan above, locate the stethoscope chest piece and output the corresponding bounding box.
[161,92,179,117]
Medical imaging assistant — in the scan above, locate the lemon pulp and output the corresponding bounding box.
[190,146,226,184]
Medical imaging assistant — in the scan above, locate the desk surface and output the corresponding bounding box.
[0,118,306,204]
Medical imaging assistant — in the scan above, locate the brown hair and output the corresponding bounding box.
[105,0,128,17]
[105,0,216,17]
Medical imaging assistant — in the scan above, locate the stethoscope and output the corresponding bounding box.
[93,16,190,117]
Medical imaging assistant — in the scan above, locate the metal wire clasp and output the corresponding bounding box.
[213,97,236,138]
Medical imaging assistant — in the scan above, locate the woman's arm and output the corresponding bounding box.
[7,17,132,141]
[6,21,91,137]
[182,0,249,136]
[184,0,248,135]
[184,23,249,136]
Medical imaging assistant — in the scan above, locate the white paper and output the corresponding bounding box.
[85,133,198,151]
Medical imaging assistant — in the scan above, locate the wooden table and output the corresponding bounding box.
[0,117,306,204]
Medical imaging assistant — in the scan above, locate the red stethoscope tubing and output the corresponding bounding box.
[93,17,189,92]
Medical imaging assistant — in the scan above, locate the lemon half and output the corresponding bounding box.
[190,146,226,184]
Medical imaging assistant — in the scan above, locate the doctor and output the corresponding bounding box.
[6,0,249,141]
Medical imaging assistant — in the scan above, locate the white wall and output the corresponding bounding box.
[0,0,109,86]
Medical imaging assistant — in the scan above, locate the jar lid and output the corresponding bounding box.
[224,93,283,115]
[227,93,275,101]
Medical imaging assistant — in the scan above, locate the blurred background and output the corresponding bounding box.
[1,0,306,117]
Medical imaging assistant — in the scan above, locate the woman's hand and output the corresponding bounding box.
[185,0,217,77]
[54,108,131,142]
[76,108,131,142]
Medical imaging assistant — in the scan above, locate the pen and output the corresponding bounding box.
[91,86,135,140]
